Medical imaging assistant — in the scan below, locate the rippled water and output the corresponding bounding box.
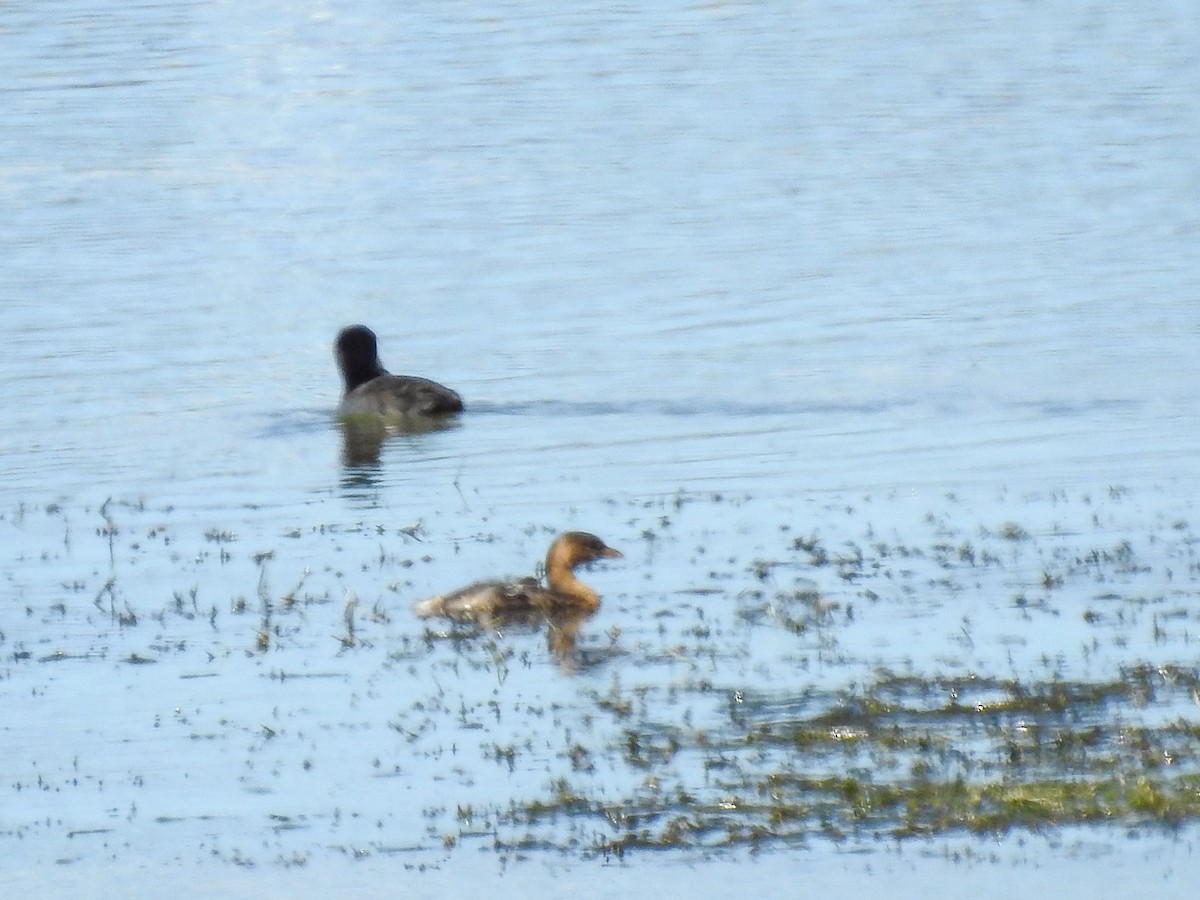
[3,0,1199,894]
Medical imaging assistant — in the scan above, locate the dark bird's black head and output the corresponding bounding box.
[336,324,388,391]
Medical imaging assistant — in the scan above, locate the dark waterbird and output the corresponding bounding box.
[335,324,464,419]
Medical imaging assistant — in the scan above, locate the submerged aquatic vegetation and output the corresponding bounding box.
[499,665,1200,854]
[4,487,1200,868]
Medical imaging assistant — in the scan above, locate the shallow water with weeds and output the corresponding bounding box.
[4,486,1200,893]
[4,0,1200,895]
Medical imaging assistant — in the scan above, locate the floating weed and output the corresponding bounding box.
[567,744,594,773]
[337,593,358,648]
[792,535,828,566]
[998,523,1030,542]
[279,572,309,609]
[596,679,635,718]
[486,744,518,772]
[492,662,1200,855]
[6,489,1200,867]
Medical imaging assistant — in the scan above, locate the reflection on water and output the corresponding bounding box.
[421,607,603,674]
[2,0,1200,893]
[337,413,461,467]
[339,416,390,467]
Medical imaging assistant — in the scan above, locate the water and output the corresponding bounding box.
[2,0,1199,894]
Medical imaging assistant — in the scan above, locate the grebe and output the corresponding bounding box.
[335,324,463,419]
[413,532,622,622]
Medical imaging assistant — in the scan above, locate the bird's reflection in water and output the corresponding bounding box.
[543,608,596,673]
[338,413,459,467]
[430,607,603,674]
[339,415,389,467]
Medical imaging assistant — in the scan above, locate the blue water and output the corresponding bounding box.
[2,0,1199,894]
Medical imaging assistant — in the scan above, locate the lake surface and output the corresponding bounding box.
[2,0,1199,895]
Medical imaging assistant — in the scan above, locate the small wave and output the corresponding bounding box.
[466,398,904,418]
